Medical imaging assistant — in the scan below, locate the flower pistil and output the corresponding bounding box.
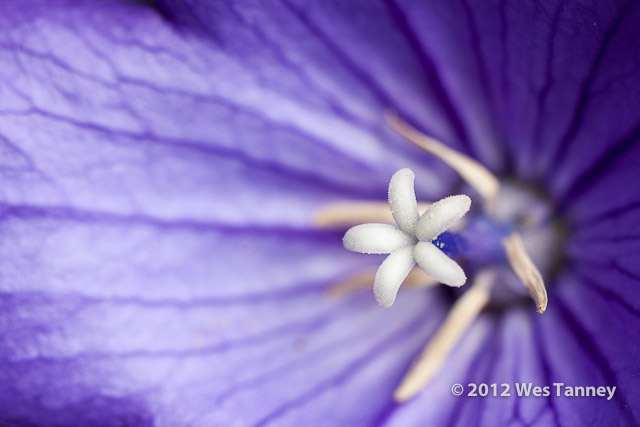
[314,114,552,401]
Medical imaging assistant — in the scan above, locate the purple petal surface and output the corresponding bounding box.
[1,0,639,426]
[0,1,452,425]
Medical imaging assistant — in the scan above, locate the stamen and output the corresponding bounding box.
[326,268,436,299]
[314,201,431,228]
[394,271,493,402]
[502,233,548,314]
[385,111,500,204]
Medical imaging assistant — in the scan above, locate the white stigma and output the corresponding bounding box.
[415,195,471,241]
[343,223,415,254]
[388,168,420,233]
[343,168,471,307]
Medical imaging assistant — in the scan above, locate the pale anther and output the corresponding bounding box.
[502,233,548,313]
[394,271,493,402]
[326,268,436,299]
[314,200,431,228]
[385,111,500,204]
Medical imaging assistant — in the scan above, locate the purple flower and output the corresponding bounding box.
[1,0,639,426]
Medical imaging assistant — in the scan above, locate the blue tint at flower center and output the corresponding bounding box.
[434,217,513,266]
[431,231,466,257]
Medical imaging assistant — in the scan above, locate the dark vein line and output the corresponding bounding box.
[558,118,640,208]
[546,0,637,173]
[555,298,637,425]
[569,200,640,227]
[6,302,359,363]
[444,318,498,427]
[0,105,379,198]
[576,272,640,318]
[381,0,470,149]
[0,201,348,238]
[531,315,561,426]
[251,308,429,427]
[528,0,567,166]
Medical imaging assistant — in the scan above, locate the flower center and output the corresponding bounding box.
[456,180,566,312]
[314,113,562,401]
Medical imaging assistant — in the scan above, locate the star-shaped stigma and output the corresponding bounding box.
[343,168,471,307]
